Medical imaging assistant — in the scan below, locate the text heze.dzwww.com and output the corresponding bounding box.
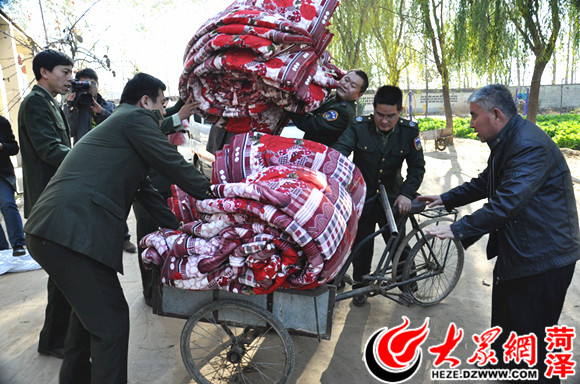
[431,369,539,381]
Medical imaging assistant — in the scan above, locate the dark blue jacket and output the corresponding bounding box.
[443,114,580,280]
[0,116,19,191]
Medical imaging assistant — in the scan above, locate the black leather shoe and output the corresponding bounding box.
[122,239,137,253]
[38,347,64,359]
[12,246,26,256]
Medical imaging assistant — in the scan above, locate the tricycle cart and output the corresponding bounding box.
[151,185,464,383]
[420,127,454,151]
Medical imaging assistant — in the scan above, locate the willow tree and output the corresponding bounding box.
[455,0,516,86]
[508,0,565,122]
[415,0,456,130]
[456,0,566,123]
[563,0,580,84]
[328,0,375,80]
[368,0,415,87]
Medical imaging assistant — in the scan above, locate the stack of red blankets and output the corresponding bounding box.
[140,133,366,294]
[179,0,343,134]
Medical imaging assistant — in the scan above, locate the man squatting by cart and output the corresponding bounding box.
[419,84,579,383]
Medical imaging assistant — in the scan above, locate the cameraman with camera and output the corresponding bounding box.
[64,68,115,144]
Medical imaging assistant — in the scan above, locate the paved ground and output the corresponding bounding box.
[0,138,579,383]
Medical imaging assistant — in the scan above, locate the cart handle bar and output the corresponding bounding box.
[379,185,399,238]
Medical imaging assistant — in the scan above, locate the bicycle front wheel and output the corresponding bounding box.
[402,234,464,306]
[180,299,295,384]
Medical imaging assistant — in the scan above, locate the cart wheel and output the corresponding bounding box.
[180,299,295,384]
[435,138,447,151]
[402,234,464,306]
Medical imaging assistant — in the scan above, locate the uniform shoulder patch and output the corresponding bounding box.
[414,135,422,151]
[322,110,339,121]
[353,115,371,124]
[400,118,419,130]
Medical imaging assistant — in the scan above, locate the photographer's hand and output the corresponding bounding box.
[66,92,76,105]
[91,98,103,115]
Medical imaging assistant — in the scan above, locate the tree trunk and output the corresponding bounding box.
[527,60,548,123]
[442,87,453,133]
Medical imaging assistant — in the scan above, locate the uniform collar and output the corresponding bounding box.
[372,116,399,136]
[331,94,355,107]
[33,84,59,105]
[118,103,163,124]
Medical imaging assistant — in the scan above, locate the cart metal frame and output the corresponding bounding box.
[151,185,463,383]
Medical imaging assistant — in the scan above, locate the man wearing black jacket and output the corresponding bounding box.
[0,116,26,256]
[64,68,115,144]
[419,84,579,383]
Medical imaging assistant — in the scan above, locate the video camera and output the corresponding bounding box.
[71,80,94,108]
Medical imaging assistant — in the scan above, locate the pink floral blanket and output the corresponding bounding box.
[179,0,343,135]
[140,133,366,294]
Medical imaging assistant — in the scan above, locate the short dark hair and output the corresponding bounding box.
[373,85,403,110]
[0,115,11,132]
[468,84,517,118]
[350,69,369,94]
[32,50,73,81]
[75,68,98,82]
[119,73,166,105]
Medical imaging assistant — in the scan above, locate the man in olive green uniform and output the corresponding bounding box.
[333,85,425,283]
[289,69,369,147]
[24,73,213,384]
[18,49,74,358]
[132,96,199,306]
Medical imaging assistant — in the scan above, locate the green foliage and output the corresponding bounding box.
[536,114,580,150]
[454,0,515,82]
[418,114,580,149]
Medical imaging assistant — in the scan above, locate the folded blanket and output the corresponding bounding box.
[179,0,343,135]
[141,133,366,294]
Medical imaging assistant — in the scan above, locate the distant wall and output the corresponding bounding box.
[357,84,580,117]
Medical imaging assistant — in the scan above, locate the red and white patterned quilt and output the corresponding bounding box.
[179,0,344,135]
[140,133,366,294]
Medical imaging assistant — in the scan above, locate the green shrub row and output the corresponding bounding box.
[416,114,580,150]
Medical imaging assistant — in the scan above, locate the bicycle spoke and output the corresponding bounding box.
[403,234,464,306]
[181,300,294,384]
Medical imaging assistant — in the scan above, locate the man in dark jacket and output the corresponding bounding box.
[419,84,580,383]
[24,73,213,383]
[64,68,115,144]
[18,49,74,359]
[333,85,425,284]
[0,116,26,256]
[288,69,369,147]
